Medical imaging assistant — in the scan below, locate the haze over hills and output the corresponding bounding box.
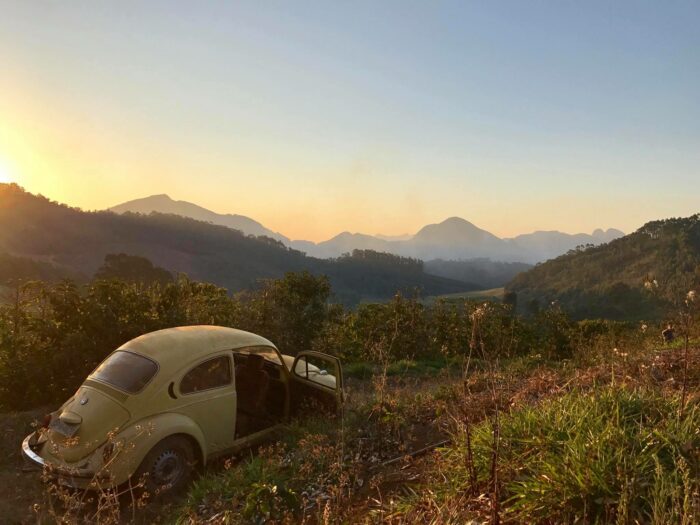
[507,214,700,320]
[0,184,473,304]
[111,195,624,264]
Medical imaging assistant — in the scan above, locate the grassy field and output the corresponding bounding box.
[176,343,700,523]
[426,287,505,304]
[3,338,698,524]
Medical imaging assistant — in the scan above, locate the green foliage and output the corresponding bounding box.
[0,271,337,410]
[508,214,700,320]
[243,481,298,523]
[0,263,654,412]
[236,271,332,356]
[179,417,352,524]
[181,453,298,524]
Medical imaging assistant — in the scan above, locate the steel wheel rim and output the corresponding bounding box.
[151,449,184,488]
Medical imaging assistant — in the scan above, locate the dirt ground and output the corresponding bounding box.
[1,408,48,524]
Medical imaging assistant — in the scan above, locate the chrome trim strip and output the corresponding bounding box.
[21,434,45,467]
[22,435,101,481]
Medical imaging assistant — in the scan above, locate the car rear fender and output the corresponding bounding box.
[107,412,207,485]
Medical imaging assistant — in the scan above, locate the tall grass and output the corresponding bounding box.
[444,387,699,523]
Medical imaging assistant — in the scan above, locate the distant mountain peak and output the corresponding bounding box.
[414,217,500,243]
[109,194,290,243]
[123,193,173,204]
[592,227,625,240]
[443,216,475,225]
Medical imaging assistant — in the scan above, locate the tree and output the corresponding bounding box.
[95,253,174,286]
[240,272,332,356]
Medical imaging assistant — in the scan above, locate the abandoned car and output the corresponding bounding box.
[22,326,343,494]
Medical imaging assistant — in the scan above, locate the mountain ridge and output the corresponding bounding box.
[110,194,624,263]
[110,194,290,243]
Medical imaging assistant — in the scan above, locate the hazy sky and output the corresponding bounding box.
[1,1,698,241]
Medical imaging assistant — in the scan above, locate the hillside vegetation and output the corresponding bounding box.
[2,270,698,523]
[0,184,472,304]
[0,252,79,283]
[508,215,700,320]
[0,271,563,411]
[425,258,531,289]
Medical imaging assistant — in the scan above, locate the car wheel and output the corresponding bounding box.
[133,436,195,499]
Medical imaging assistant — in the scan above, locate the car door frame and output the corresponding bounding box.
[290,351,344,413]
[220,345,291,456]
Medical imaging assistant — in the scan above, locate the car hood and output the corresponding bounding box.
[43,385,130,463]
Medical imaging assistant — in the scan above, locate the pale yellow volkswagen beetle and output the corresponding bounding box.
[22,326,343,494]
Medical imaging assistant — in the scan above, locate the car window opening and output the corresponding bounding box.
[180,356,231,395]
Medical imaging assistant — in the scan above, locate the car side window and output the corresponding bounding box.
[293,354,337,390]
[180,356,231,395]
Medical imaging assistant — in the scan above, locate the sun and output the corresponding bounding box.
[0,161,14,183]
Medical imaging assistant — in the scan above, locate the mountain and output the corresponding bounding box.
[507,215,700,320]
[374,233,413,242]
[109,195,623,264]
[508,229,625,263]
[110,194,290,243]
[300,218,623,263]
[414,217,500,245]
[299,232,392,259]
[405,217,514,260]
[0,184,473,304]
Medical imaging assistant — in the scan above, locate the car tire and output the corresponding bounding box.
[132,435,196,500]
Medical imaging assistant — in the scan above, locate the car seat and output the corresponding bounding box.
[235,354,270,418]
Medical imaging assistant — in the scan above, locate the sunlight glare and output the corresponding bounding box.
[0,161,13,183]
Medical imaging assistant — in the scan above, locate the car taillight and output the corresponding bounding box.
[103,443,115,463]
[41,414,52,428]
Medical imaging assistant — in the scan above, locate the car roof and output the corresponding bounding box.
[117,326,277,378]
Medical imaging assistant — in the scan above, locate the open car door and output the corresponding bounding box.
[290,351,343,415]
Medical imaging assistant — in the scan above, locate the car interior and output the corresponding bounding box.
[232,349,287,438]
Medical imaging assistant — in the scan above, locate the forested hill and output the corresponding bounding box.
[0,184,474,303]
[507,215,700,320]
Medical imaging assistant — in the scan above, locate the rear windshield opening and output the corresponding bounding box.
[90,351,158,394]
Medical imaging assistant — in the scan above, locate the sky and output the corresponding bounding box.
[0,1,698,242]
